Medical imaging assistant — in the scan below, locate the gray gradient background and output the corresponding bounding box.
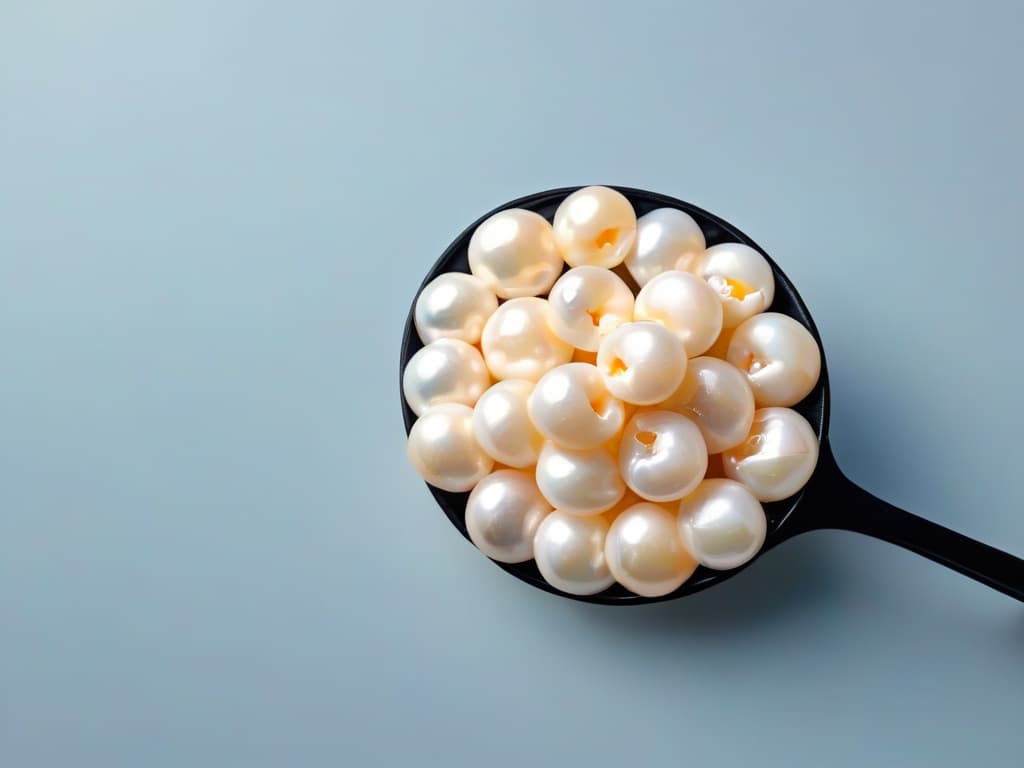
[2,1,1022,766]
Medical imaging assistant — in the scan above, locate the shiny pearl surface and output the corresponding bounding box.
[722,407,819,502]
[528,363,624,450]
[604,502,698,597]
[553,186,637,268]
[533,511,615,595]
[677,479,766,570]
[625,207,706,287]
[657,356,755,453]
[700,243,776,328]
[414,271,498,345]
[472,379,543,468]
[618,410,707,502]
[596,322,687,405]
[402,338,490,417]
[407,403,494,492]
[535,441,625,515]
[465,469,551,563]
[468,208,564,299]
[481,297,573,381]
[727,312,822,407]
[634,270,723,357]
[548,266,635,352]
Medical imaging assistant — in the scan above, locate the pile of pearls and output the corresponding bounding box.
[405,187,822,598]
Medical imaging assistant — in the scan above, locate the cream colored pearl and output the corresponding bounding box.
[527,363,624,450]
[402,338,490,417]
[700,243,775,328]
[722,407,819,502]
[596,322,687,405]
[657,356,755,453]
[472,379,544,468]
[605,502,698,597]
[407,403,494,492]
[553,186,637,268]
[727,312,822,407]
[414,271,498,345]
[535,441,625,516]
[465,469,551,563]
[547,266,634,352]
[625,208,706,287]
[634,270,723,357]
[481,297,573,382]
[618,410,707,502]
[677,479,766,570]
[533,511,615,595]
[468,208,564,299]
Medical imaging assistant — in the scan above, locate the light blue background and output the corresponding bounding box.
[2,2,1022,766]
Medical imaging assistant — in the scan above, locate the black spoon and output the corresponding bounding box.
[400,186,1024,605]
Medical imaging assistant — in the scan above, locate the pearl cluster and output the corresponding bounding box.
[405,187,822,597]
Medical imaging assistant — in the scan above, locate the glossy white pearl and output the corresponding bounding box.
[699,243,776,328]
[407,403,494,492]
[727,312,822,407]
[722,407,819,502]
[618,410,707,502]
[481,297,573,382]
[677,479,766,570]
[553,186,637,268]
[472,379,544,468]
[535,441,625,516]
[605,502,698,597]
[414,272,498,345]
[465,469,551,563]
[625,208,706,287]
[468,208,564,299]
[548,266,635,352]
[528,363,624,450]
[596,322,687,406]
[533,511,615,595]
[657,356,755,453]
[402,338,490,417]
[634,270,723,357]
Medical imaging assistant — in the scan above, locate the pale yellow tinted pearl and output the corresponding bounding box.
[634,270,723,357]
[465,469,551,563]
[402,338,491,417]
[722,407,819,502]
[527,363,624,450]
[677,479,766,570]
[553,186,637,268]
[535,441,625,516]
[596,322,687,405]
[407,403,494,492]
[700,243,776,328]
[618,410,707,502]
[625,207,706,287]
[727,312,822,407]
[657,356,755,453]
[533,511,615,595]
[472,379,544,468]
[604,502,698,597]
[468,209,564,299]
[548,266,635,352]
[481,297,573,382]
[414,272,498,345]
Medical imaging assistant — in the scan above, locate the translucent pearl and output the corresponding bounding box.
[414,272,498,345]
[548,266,635,352]
[481,297,573,382]
[402,338,491,417]
[699,243,775,328]
[677,479,766,570]
[472,379,544,468]
[727,312,822,407]
[533,511,615,595]
[657,356,755,453]
[634,270,723,357]
[722,407,819,502]
[618,410,707,502]
[625,207,706,287]
[468,208,564,299]
[407,403,494,492]
[527,363,624,450]
[596,322,687,406]
[465,469,551,563]
[553,186,637,268]
[535,441,625,516]
[605,502,698,597]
